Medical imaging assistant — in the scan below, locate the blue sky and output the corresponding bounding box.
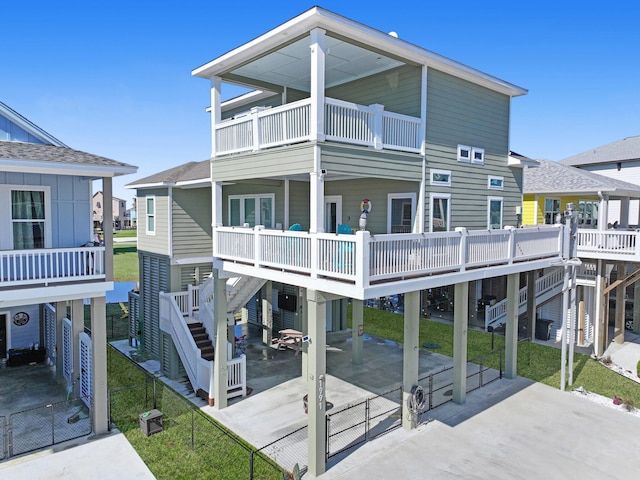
[2,0,639,204]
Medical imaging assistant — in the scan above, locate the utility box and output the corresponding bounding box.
[535,319,554,341]
[139,409,163,436]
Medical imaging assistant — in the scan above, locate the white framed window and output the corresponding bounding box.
[387,193,416,233]
[0,185,51,249]
[146,196,156,235]
[430,169,452,186]
[472,147,485,165]
[228,194,275,228]
[544,198,561,224]
[488,175,504,190]
[430,193,451,232]
[488,196,503,229]
[457,145,471,163]
[578,200,598,227]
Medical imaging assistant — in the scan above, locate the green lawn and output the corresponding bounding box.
[114,229,138,239]
[351,306,640,406]
[114,243,138,282]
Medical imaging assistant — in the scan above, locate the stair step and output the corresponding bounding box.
[192,333,209,342]
[201,352,214,361]
[188,322,204,330]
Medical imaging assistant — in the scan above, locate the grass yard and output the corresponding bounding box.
[113,229,138,239]
[114,243,138,282]
[349,306,640,406]
[107,347,285,480]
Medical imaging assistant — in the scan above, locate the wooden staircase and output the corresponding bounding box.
[188,322,214,361]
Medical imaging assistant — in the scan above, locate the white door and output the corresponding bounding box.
[324,196,342,233]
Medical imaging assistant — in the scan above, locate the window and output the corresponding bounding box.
[146,197,155,234]
[488,176,504,190]
[457,145,471,163]
[544,198,561,224]
[388,193,416,233]
[430,193,451,232]
[488,197,503,229]
[431,169,451,186]
[228,194,275,228]
[12,190,46,248]
[578,200,598,227]
[472,147,485,165]
[96,201,101,208]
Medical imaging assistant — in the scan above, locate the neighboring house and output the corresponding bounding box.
[0,101,137,437]
[517,159,640,353]
[136,8,570,476]
[93,191,127,230]
[560,136,640,227]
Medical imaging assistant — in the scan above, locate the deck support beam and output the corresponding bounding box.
[453,282,469,404]
[614,263,627,344]
[71,299,84,397]
[90,295,108,434]
[505,273,519,379]
[402,291,420,429]
[306,289,328,478]
[262,281,273,346]
[212,270,228,409]
[526,271,537,339]
[351,299,364,365]
[55,301,66,383]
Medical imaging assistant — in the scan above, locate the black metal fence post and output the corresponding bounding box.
[479,356,484,388]
[365,398,370,441]
[249,450,255,479]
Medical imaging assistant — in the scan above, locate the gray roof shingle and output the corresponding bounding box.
[524,159,640,195]
[559,136,640,166]
[0,140,136,171]
[126,160,210,188]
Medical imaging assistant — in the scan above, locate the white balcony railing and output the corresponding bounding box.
[576,229,640,260]
[0,246,105,287]
[213,225,563,293]
[214,97,422,156]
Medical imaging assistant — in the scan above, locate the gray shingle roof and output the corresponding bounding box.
[524,159,640,196]
[126,160,210,188]
[559,136,640,166]
[0,140,136,170]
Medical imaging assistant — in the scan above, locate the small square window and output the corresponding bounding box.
[488,176,504,190]
[472,147,485,165]
[431,169,452,186]
[457,145,471,163]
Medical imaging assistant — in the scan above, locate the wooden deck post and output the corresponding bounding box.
[453,282,469,404]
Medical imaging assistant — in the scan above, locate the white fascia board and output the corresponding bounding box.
[0,158,137,178]
[126,179,210,190]
[125,181,175,189]
[509,156,540,168]
[176,179,211,188]
[221,90,277,112]
[192,7,527,97]
[0,282,113,309]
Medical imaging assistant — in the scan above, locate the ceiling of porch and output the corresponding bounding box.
[228,35,405,92]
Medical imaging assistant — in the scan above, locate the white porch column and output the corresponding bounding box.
[212,270,228,409]
[309,148,325,234]
[614,263,626,344]
[594,259,606,356]
[309,28,326,142]
[102,177,113,281]
[71,299,84,396]
[634,278,640,334]
[284,178,290,229]
[212,181,223,269]
[402,291,420,429]
[598,193,609,230]
[262,281,273,345]
[90,296,108,434]
[55,301,67,383]
[210,76,221,157]
[526,271,537,339]
[453,282,469,404]
[351,299,364,365]
[306,289,327,478]
[619,197,630,228]
[505,273,519,379]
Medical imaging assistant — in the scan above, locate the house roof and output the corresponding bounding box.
[508,151,539,168]
[0,140,137,178]
[0,101,67,147]
[559,136,640,167]
[125,160,211,189]
[193,6,527,98]
[524,159,640,197]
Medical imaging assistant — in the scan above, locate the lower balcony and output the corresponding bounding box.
[214,226,564,299]
[0,246,105,288]
[576,229,640,261]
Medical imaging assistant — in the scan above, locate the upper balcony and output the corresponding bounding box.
[214,97,422,157]
[0,246,105,289]
[213,225,564,299]
[576,229,640,262]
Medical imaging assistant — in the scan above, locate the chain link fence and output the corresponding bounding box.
[0,416,6,460]
[5,396,91,458]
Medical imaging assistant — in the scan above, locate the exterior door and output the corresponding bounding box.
[324,196,342,233]
[0,313,7,359]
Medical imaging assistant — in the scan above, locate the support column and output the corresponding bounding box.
[212,270,228,409]
[402,291,420,429]
[71,299,84,396]
[620,197,630,228]
[453,283,469,404]
[309,28,326,142]
[594,260,606,357]
[309,164,325,234]
[351,299,364,365]
[505,273,519,379]
[55,301,67,383]
[102,177,113,281]
[210,76,221,157]
[614,263,626,344]
[634,279,640,334]
[90,296,109,434]
[306,289,327,478]
[526,271,537,339]
[300,288,308,379]
[262,281,273,346]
